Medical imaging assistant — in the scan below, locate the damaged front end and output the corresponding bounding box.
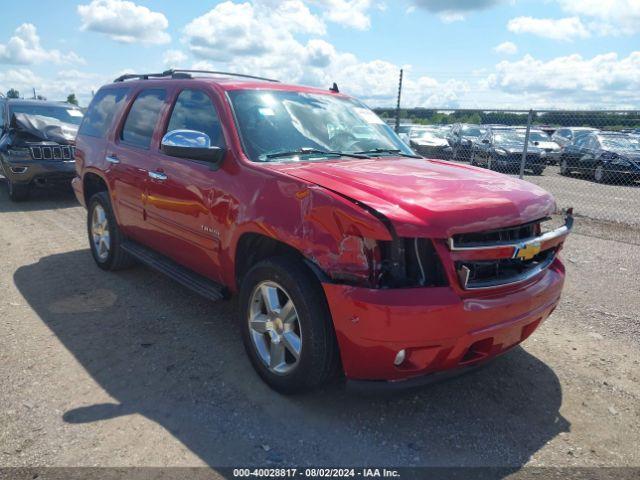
[0,112,80,188]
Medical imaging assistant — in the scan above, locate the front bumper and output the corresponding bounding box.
[1,158,76,186]
[323,260,564,382]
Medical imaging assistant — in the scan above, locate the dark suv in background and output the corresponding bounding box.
[447,123,486,161]
[0,98,83,201]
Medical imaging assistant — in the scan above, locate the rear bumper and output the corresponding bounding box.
[323,260,564,381]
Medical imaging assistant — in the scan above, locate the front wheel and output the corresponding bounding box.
[8,180,30,201]
[593,164,609,184]
[87,192,136,271]
[239,256,339,394]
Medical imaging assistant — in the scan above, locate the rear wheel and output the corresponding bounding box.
[8,180,30,202]
[239,256,339,394]
[87,192,135,271]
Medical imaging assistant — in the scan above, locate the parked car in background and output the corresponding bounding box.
[0,98,83,201]
[471,127,546,175]
[447,124,486,161]
[72,69,571,393]
[516,128,561,164]
[559,132,640,183]
[548,127,599,165]
[408,126,452,159]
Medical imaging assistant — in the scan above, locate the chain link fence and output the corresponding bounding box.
[378,108,640,228]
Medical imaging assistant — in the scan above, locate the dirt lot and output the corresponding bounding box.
[0,181,639,471]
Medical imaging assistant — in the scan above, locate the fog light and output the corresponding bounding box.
[394,349,406,366]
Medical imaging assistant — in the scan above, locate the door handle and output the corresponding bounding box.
[148,171,167,181]
[105,155,120,164]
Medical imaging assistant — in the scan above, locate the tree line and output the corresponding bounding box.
[4,89,79,106]
[374,108,640,129]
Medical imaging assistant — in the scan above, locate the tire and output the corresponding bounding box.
[87,191,136,271]
[593,164,610,184]
[8,180,30,202]
[239,256,339,394]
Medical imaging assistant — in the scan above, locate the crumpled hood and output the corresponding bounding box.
[11,113,78,144]
[270,157,556,238]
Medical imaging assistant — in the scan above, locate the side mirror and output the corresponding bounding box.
[161,129,225,169]
[533,141,540,146]
[482,139,489,144]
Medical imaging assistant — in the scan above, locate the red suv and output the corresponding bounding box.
[72,70,572,393]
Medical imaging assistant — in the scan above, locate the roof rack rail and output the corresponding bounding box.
[113,69,279,83]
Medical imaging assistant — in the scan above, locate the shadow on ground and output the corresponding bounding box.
[0,178,78,212]
[14,249,569,472]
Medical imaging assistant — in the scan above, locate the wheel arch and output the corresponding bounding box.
[233,232,330,292]
[83,171,110,206]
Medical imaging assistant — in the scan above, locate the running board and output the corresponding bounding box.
[121,241,227,302]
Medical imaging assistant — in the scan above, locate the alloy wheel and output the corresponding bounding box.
[91,204,111,261]
[248,281,302,375]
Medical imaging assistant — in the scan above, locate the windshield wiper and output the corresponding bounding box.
[263,148,369,160]
[353,148,421,158]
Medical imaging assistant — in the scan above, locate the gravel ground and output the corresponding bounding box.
[0,181,639,471]
[495,164,640,228]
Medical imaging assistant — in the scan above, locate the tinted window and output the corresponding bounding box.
[121,89,166,148]
[79,88,128,138]
[167,90,224,147]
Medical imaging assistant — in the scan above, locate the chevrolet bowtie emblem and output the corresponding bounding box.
[514,241,541,261]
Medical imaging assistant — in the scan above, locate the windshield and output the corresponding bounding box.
[228,90,413,162]
[600,136,640,151]
[527,131,551,142]
[9,104,84,126]
[415,128,447,140]
[460,126,484,137]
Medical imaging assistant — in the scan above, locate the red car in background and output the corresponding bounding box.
[72,70,572,393]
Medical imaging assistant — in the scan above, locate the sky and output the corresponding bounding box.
[0,0,638,109]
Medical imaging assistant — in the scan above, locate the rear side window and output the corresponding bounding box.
[79,88,129,138]
[121,89,166,149]
[166,89,225,147]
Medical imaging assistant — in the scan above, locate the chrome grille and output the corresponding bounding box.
[29,145,75,161]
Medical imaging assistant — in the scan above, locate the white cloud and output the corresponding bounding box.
[0,23,84,65]
[439,12,465,23]
[507,16,590,41]
[310,0,373,30]
[77,0,170,45]
[557,0,640,36]
[411,0,506,22]
[163,49,188,68]
[180,1,466,107]
[494,41,518,55]
[0,68,106,105]
[183,1,324,62]
[485,51,640,108]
